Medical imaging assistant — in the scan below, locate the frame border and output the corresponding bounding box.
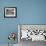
[4,7,17,18]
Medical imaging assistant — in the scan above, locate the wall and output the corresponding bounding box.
[0,0,46,44]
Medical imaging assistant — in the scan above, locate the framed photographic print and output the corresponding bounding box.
[4,7,17,18]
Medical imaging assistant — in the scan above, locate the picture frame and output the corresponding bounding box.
[4,7,17,18]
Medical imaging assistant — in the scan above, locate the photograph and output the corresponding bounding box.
[4,7,17,18]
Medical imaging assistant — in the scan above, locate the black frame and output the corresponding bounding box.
[4,7,17,18]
